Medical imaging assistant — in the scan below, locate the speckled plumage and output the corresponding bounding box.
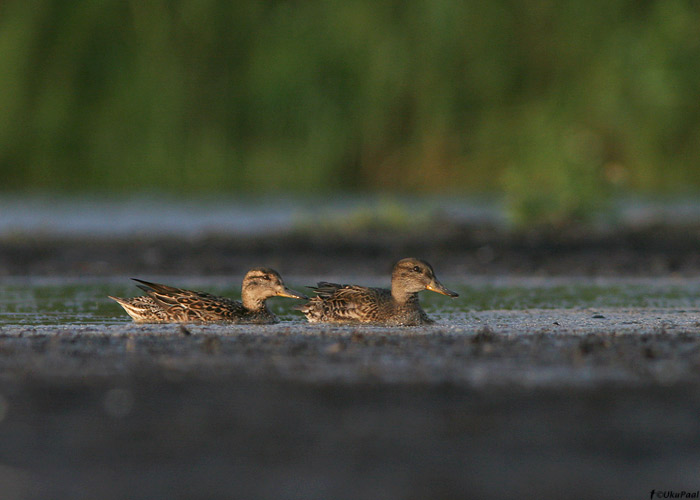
[297,258,458,326]
[109,268,307,324]
[108,295,171,322]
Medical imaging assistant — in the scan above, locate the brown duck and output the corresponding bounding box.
[297,258,458,325]
[109,268,307,324]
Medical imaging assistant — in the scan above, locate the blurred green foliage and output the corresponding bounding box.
[0,0,699,224]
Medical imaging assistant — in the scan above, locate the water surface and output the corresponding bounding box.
[3,194,700,239]
[2,276,700,327]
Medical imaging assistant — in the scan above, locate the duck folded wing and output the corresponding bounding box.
[132,279,187,295]
[160,294,245,322]
[132,279,221,307]
[311,282,345,298]
[315,285,389,322]
[134,281,245,321]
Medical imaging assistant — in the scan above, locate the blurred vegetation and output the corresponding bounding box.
[0,0,699,224]
[294,198,434,234]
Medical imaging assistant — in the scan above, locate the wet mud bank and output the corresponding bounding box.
[2,223,700,277]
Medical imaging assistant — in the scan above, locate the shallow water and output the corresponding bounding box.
[0,194,502,238]
[2,276,700,327]
[2,194,700,238]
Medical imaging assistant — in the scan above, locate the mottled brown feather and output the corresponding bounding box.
[110,269,306,324]
[297,258,457,326]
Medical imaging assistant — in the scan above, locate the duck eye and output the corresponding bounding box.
[261,275,270,280]
[412,266,421,273]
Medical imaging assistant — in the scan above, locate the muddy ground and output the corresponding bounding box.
[1,225,700,499]
[2,222,700,277]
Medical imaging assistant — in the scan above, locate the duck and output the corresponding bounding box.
[109,268,307,324]
[297,258,458,325]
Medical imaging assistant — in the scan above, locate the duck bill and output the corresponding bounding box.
[426,280,459,297]
[277,287,309,300]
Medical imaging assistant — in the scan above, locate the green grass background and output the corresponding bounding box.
[1,0,699,223]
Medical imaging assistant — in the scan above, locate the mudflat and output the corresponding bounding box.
[2,222,700,277]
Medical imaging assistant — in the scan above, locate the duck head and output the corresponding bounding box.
[241,268,308,309]
[391,258,459,301]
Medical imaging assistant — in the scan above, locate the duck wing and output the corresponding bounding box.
[132,279,245,322]
[311,282,345,298]
[310,283,390,323]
